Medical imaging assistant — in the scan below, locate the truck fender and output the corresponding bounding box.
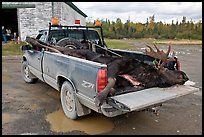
[57,75,91,117]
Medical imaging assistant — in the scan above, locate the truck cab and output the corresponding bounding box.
[35,23,109,55]
[36,28,103,46]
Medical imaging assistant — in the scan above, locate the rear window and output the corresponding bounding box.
[48,29,84,42]
[69,30,84,40]
[85,30,102,45]
[48,29,102,45]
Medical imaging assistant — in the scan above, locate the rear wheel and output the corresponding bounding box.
[60,81,78,120]
[21,61,38,83]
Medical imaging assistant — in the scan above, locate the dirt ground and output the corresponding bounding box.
[2,43,202,135]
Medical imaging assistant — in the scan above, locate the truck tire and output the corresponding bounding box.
[60,81,78,120]
[21,61,38,83]
[56,38,83,49]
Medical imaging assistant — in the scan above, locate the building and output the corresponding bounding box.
[2,2,88,41]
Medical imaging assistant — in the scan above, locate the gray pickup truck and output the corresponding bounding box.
[21,23,199,120]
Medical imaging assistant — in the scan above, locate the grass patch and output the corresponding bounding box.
[104,38,135,50]
[104,38,202,51]
[2,41,27,56]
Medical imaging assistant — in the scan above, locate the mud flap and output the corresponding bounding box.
[107,83,199,112]
[74,93,91,117]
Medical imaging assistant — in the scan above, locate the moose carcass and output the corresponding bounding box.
[26,37,189,106]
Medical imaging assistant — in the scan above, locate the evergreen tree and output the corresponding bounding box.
[88,16,202,40]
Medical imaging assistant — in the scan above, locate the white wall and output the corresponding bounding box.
[18,2,53,40]
[60,2,86,26]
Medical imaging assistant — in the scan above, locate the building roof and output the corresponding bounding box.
[2,4,35,9]
[2,2,88,18]
[65,2,88,18]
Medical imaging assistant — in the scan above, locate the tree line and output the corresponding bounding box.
[87,15,202,40]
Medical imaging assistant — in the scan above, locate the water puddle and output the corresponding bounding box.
[2,113,21,125]
[46,109,114,135]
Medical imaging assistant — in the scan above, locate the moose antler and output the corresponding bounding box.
[144,44,175,70]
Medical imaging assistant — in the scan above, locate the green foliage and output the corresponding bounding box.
[88,16,202,40]
[104,38,135,50]
[2,41,26,56]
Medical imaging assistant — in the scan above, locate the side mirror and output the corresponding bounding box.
[21,44,32,51]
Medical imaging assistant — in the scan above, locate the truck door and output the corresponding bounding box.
[41,51,59,90]
[26,49,44,81]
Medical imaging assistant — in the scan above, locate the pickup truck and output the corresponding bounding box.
[21,23,199,120]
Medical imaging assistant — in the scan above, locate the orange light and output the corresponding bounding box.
[52,18,59,25]
[75,20,80,24]
[95,20,101,26]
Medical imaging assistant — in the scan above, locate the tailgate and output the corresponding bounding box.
[109,83,199,111]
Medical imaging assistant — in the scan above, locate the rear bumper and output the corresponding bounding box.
[100,101,163,117]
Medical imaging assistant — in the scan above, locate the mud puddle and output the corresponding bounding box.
[46,109,114,135]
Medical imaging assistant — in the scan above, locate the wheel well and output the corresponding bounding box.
[57,76,75,92]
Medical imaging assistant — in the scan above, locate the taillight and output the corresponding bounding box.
[97,68,107,93]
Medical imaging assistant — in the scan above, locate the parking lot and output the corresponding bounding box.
[2,44,202,135]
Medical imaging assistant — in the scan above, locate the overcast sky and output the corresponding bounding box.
[73,2,202,24]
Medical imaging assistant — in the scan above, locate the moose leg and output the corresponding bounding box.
[94,77,116,107]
